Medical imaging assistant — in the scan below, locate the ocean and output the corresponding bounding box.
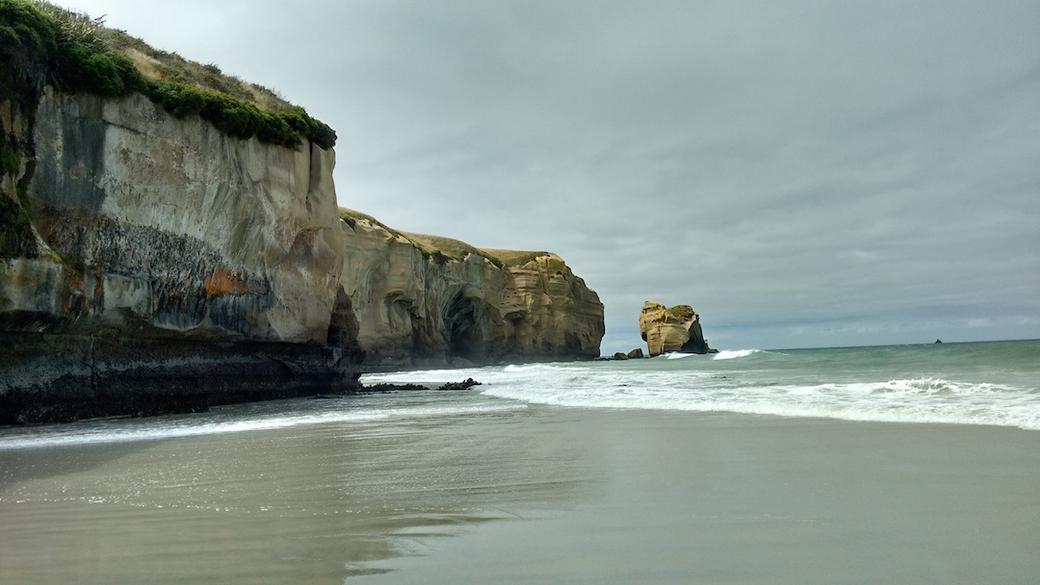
[1,339,1038,584]
[369,339,1040,430]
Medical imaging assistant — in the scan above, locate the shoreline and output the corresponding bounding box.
[2,393,1037,453]
[0,329,601,426]
[2,397,1038,584]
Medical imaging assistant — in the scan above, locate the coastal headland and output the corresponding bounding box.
[0,1,604,423]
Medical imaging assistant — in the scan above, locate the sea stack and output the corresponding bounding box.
[639,301,713,356]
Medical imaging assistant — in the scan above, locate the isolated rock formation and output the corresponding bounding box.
[639,301,712,356]
[339,210,604,365]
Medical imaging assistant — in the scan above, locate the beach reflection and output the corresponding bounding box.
[0,392,591,584]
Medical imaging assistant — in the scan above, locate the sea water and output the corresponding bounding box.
[1,340,1039,584]
[366,339,1040,430]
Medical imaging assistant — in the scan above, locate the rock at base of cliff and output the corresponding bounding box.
[356,382,430,393]
[627,348,645,359]
[438,378,482,390]
[0,332,360,425]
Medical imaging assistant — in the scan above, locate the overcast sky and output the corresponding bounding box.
[66,0,1040,351]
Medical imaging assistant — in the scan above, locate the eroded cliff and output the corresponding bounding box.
[0,88,362,423]
[639,301,713,356]
[0,1,604,423]
[339,209,604,366]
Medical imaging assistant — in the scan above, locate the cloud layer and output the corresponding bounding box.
[70,0,1040,350]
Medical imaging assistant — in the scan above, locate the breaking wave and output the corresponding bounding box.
[362,356,1040,431]
[0,401,526,451]
[712,349,760,360]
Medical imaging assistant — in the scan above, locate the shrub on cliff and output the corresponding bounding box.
[0,0,336,149]
[0,0,144,101]
[666,305,696,321]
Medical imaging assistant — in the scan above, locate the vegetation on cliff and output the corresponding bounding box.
[0,0,335,149]
[339,207,556,270]
[1,0,336,256]
[479,248,552,268]
[666,305,696,321]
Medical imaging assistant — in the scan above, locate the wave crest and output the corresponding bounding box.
[713,349,761,360]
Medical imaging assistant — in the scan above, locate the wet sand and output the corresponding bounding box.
[1,392,1038,584]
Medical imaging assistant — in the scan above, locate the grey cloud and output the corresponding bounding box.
[68,0,1040,351]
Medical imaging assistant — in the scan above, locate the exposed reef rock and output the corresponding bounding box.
[437,378,482,391]
[338,209,604,366]
[639,301,713,356]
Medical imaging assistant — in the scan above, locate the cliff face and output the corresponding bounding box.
[0,89,361,423]
[0,89,605,422]
[0,3,604,423]
[25,89,347,342]
[639,301,712,356]
[339,211,604,365]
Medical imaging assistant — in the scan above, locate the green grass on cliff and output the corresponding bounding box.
[0,0,336,149]
[401,232,497,266]
[338,207,399,234]
[479,248,550,267]
[667,305,696,321]
[340,207,553,270]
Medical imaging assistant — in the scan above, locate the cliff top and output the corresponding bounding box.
[666,305,697,321]
[102,25,290,113]
[338,208,552,269]
[0,0,335,148]
[479,248,556,267]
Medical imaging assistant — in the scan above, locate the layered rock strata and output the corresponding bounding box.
[339,210,604,366]
[0,93,605,422]
[0,5,604,423]
[639,301,713,356]
[0,89,361,423]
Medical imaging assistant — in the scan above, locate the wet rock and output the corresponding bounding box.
[360,382,430,393]
[437,378,482,390]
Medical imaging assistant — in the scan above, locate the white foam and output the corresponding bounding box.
[713,349,760,360]
[373,358,1038,431]
[479,376,1040,430]
[352,362,1040,430]
[664,352,694,360]
[0,402,526,451]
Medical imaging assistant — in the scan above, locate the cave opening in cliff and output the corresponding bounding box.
[326,287,360,350]
[444,292,484,360]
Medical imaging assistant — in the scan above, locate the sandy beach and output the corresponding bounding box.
[2,389,1038,584]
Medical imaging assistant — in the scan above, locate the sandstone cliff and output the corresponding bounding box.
[0,2,604,422]
[339,209,604,365]
[639,301,712,356]
[0,87,362,423]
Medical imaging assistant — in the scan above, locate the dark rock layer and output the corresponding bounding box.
[0,332,360,425]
